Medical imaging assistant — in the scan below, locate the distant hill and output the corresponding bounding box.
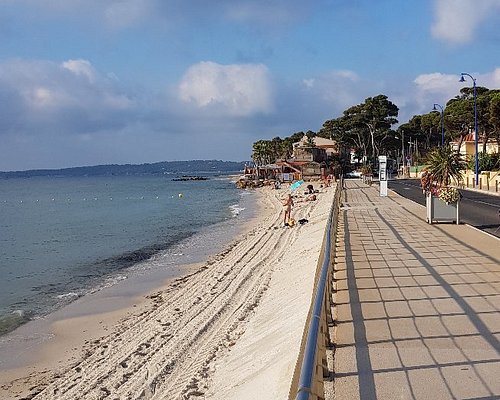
[0,160,247,178]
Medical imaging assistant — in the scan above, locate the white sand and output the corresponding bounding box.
[0,183,334,400]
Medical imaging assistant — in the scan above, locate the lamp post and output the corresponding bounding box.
[459,72,478,186]
[432,103,445,146]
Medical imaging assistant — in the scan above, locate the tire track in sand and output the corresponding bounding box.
[29,187,321,400]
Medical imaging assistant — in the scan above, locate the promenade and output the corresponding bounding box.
[330,179,500,400]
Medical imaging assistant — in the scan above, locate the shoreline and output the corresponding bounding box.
[0,174,245,338]
[1,183,334,399]
[0,188,259,398]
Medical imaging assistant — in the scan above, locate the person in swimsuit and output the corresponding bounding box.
[283,194,294,224]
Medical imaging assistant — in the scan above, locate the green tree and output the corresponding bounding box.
[331,95,398,163]
[489,93,500,146]
[303,131,316,153]
[444,97,471,152]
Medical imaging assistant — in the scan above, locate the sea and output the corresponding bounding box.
[0,174,254,336]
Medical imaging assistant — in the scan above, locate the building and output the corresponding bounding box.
[292,136,339,161]
[278,136,341,181]
[451,132,500,159]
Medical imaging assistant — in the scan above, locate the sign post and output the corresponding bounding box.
[379,155,388,196]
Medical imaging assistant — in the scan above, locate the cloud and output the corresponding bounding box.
[431,0,500,44]
[294,69,365,121]
[414,72,461,96]
[62,59,96,83]
[178,61,273,116]
[0,58,136,135]
[395,68,500,123]
[0,0,316,30]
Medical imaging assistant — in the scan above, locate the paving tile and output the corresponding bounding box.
[395,338,436,367]
[441,314,478,336]
[364,319,392,342]
[422,337,468,364]
[450,283,480,297]
[357,288,382,302]
[438,273,465,284]
[368,342,402,370]
[394,276,418,287]
[463,296,498,312]
[407,367,453,399]
[413,275,439,285]
[375,277,398,287]
[400,286,428,300]
[353,268,373,278]
[477,312,500,331]
[441,364,494,400]
[356,277,378,289]
[360,302,387,319]
[371,268,394,277]
[384,300,412,318]
[379,287,405,301]
[454,334,499,361]
[472,360,500,394]
[422,285,450,299]
[373,371,413,400]
[368,260,389,268]
[430,298,463,314]
[390,267,412,277]
[471,282,499,296]
[414,316,449,338]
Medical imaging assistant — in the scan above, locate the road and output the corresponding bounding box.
[388,179,500,238]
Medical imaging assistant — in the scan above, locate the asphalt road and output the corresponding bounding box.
[388,179,500,238]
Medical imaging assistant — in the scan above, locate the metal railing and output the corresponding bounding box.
[289,178,343,400]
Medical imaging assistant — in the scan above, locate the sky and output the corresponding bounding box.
[1,0,500,171]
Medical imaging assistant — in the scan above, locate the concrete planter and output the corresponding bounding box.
[426,193,460,224]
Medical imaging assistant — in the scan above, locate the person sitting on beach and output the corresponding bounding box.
[283,194,294,224]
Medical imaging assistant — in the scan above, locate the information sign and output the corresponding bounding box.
[379,155,388,197]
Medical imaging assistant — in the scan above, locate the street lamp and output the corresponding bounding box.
[459,72,478,186]
[432,103,445,146]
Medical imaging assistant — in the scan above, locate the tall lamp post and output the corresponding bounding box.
[432,103,445,146]
[459,72,478,186]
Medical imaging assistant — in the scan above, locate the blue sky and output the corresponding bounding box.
[1,0,499,170]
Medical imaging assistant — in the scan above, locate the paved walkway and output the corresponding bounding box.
[330,179,500,400]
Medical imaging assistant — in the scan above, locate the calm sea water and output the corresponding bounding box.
[0,175,252,335]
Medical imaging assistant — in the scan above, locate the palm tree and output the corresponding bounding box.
[424,145,465,187]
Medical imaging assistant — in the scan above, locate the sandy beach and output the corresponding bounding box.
[0,183,335,400]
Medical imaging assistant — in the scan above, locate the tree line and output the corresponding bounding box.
[252,88,500,169]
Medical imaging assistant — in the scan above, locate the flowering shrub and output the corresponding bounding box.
[420,171,439,195]
[438,187,461,204]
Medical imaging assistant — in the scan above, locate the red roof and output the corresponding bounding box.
[463,133,476,142]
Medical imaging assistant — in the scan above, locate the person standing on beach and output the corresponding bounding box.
[283,194,294,224]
